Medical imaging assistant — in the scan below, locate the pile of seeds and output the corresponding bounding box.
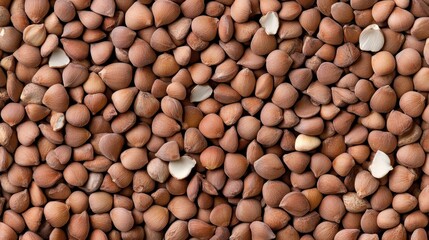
[0,0,429,239]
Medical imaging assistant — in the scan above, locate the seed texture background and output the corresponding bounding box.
[0,0,428,239]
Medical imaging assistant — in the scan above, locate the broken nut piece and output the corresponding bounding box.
[295,134,321,152]
[190,85,213,103]
[259,12,280,36]
[168,155,197,180]
[359,24,385,52]
[49,48,70,68]
[368,150,393,179]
